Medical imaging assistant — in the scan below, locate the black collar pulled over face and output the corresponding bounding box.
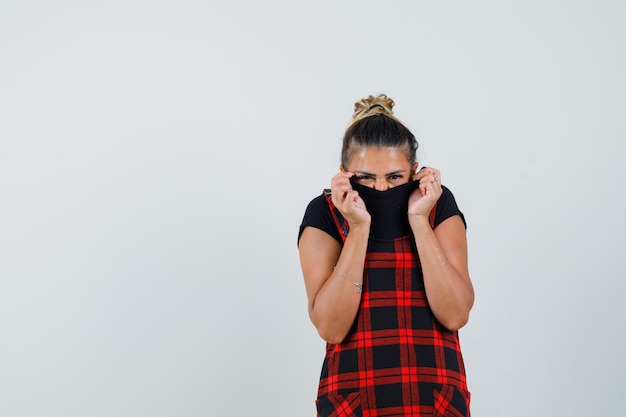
[349,178,419,239]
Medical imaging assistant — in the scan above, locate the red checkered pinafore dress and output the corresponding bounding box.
[315,182,470,417]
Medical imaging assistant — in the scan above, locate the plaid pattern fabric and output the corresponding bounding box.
[316,193,470,417]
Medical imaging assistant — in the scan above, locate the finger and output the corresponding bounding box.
[419,177,431,196]
[414,170,438,184]
[430,169,441,183]
[345,190,361,205]
[419,176,440,197]
[413,170,427,181]
[331,173,354,194]
[416,168,441,184]
[331,171,352,184]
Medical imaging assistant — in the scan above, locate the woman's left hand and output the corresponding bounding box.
[408,167,443,217]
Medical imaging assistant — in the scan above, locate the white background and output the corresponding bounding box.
[1,1,625,416]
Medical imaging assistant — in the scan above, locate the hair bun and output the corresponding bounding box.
[352,94,395,123]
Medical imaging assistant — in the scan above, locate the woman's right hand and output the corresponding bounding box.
[330,172,371,227]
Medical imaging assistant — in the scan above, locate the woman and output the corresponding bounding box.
[297,94,474,416]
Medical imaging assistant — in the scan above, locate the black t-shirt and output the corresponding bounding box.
[297,185,466,245]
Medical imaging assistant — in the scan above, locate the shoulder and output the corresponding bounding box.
[435,185,467,229]
[440,185,457,203]
[301,192,333,225]
[297,191,344,246]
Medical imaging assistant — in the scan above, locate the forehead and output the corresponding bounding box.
[347,147,412,172]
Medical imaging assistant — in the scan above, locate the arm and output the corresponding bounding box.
[409,168,474,331]
[298,171,371,344]
[298,225,369,344]
[409,214,474,330]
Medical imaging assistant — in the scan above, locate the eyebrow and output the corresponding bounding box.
[354,169,407,177]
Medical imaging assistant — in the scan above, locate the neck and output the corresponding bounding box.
[350,180,419,239]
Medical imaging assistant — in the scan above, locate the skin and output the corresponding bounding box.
[298,146,474,344]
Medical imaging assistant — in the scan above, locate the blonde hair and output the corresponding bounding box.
[351,94,396,124]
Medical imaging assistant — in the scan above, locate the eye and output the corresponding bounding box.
[388,174,403,180]
[355,175,373,181]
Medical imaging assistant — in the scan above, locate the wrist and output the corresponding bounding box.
[408,213,431,228]
[348,222,371,237]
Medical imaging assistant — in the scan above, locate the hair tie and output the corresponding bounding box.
[352,94,395,123]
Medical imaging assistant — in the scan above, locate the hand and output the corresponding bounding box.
[408,167,443,217]
[330,171,371,227]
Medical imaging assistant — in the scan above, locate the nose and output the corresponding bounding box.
[374,178,389,191]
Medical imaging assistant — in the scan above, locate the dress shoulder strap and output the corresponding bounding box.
[323,189,349,243]
[429,202,437,228]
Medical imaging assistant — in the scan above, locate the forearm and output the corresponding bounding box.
[409,215,474,330]
[310,226,370,344]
